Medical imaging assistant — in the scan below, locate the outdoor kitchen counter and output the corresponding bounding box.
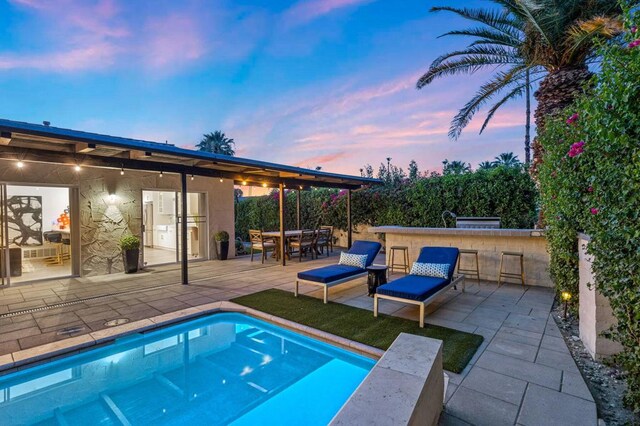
[369,226,551,287]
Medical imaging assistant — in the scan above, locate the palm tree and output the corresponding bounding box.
[442,159,471,175]
[478,161,497,171]
[196,131,235,156]
[494,152,522,167]
[417,1,623,172]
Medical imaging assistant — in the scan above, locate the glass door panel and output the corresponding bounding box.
[177,192,207,261]
[142,190,178,266]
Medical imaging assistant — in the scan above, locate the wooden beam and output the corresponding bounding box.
[0,132,11,146]
[74,142,96,153]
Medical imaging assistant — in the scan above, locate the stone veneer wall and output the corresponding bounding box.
[369,228,552,287]
[578,233,622,360]
[0,159,235,277]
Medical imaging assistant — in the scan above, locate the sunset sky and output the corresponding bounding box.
[0,0,534,176]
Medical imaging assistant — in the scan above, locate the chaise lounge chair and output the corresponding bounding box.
[374,246,464,327]
[295,240,382,304]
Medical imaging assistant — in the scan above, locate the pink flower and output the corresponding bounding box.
[568,141,585,158]
[590,208,599,215]
[566,113,579,125]
[587,186,594,193]
[631,25,637,34]
[321,202,328,209]
[629,39,640,48]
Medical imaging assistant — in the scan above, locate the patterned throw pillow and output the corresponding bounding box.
[411,262,449,279]
[338,252,368,269]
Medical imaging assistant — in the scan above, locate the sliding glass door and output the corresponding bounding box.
[0,183,75,285]
[142,191,207,267]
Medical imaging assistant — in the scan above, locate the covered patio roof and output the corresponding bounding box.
[0,118,381,190]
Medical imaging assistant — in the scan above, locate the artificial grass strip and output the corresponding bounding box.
[231,289,483,373]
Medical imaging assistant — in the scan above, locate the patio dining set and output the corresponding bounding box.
[248,226,334,263]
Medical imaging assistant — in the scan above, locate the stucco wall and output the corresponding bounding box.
[0,159,235,277]
[578,234,622,360]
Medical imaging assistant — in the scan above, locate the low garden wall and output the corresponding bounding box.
[578,233,622,360]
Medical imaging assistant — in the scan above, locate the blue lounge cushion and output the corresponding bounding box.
[347,240,382,267]
[376,275,449,301]
[297,264,364,284]
[416,247,459,280]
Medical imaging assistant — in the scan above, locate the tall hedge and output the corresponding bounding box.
[235,166,538,240]
[538,4,640,410]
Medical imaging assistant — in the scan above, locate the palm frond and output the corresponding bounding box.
[563,16,623,63]
[430,6,520,36]
[448,65,527,139]
[439,27,522,47]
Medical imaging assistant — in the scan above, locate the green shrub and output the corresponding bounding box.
[235,166,538,240]
[215,231,229,242]
[539,4,640,410]
[119,235,140,251]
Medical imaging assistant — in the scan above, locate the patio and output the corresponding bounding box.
[0,252,596,425]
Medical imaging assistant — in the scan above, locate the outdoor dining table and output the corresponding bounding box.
[261,230,308,260]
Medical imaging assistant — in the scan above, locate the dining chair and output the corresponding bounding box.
[289,230,316,262]
[249,230,278,263]
[315,228,331,257]
[320,226,334,252]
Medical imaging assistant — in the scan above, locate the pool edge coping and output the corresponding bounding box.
[0,301,385,374]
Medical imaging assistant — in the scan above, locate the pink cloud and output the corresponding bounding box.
[282,0,375,27]
[0,42,120,71]
[292,151,348,168]
[141,13,206,68]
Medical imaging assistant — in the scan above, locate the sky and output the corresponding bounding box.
[0,0,534,176]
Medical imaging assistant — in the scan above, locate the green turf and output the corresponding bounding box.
[231,289,483,373]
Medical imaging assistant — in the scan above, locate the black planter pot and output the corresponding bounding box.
[218,241,229,260]
[122,249,140,274]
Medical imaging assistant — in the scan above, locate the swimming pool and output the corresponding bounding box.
[0,313,374,425]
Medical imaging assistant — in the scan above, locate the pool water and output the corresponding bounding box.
[0,313,374,425]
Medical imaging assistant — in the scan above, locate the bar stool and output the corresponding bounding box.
[498,251,525,287]
[458,249,480,281]
[388,246,409,275]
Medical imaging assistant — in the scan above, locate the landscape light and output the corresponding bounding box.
[561,291,572,319]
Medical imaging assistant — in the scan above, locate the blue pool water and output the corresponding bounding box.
[0,313,374,425]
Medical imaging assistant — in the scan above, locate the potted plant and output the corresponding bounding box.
[215,231,230,260]
[119,235,141,273]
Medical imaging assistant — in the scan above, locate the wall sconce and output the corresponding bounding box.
[17,161,24,169]
[108,194,117,204]
[241,180,247,186]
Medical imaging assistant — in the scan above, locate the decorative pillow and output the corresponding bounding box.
[411,262,449,279]
[339,252,368,269]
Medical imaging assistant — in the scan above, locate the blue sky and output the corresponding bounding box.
[0,0,533,175]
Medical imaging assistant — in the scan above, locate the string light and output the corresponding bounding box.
[219,178,223,183]
[262,182,268,188]
[190,174,194,181]
[17,161,24,169]
[159,171,164,178]
[120,166,125,176]
[242,180,247,186]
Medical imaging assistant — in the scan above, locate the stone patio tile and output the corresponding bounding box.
[446,386,519,426]
[0,339,20,355]
[502,313,547,334]
[475,351,561,390]
[77,309,122,324]
[540,334,570,354]
[445,383,458,404]
[463,308,509,330]
[487,337,538,362]
[493,328,542,348]
[438,412,472,426]
[544,320,563,337]
[518,384,597,426]
[460,366,527,405]
[425,317,477,334]
[0,326,42,344]
[428,308,470,322]
[478,300,532,315]
[562,371,594,402]
[34,312,81,329]
[535,347,579,373]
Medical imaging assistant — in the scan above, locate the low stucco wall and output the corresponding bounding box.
[330,333,444,426]
[369,226,552,287]
[578,233,622,360]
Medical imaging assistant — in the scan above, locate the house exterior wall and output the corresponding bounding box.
[0,159,235,278]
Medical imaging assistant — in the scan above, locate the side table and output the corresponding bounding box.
[367,265,388,296]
